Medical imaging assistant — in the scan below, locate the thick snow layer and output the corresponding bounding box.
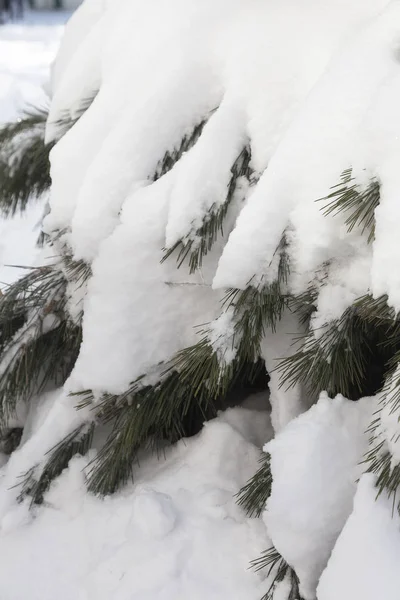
[45,0,400,395]
[264,393,376,600]
[0,407,273,600]
[318,474,400,600]
[213,0,400,316]
[49,0,106,93]
[70,173,223,394]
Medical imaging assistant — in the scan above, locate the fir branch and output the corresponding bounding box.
[320,168,380,243]
[251,547,303,600]
[162,146,252,273]
[236,452,271,517]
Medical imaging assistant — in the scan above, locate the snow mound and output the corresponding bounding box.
[0,407,272,600]
[318,473,400,600]
[264,393,376,600]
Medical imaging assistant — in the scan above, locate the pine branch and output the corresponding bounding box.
[320,168,380,243]
[355,294,397,324]
[162,146,252,272]
[288,288,318,327]
[223,237,290,363]
[278,307,379,400]
[75,342,265,496]
[364,356,400,514]
[0,265,81,423]
[0,130,53,216]
[48,94,97,141]
[0,105,48,146]
[236,452,272,517]
[85,368,219,495]
[0,320,81,423]
[17,423,94,505]
[0,427,23,455]
[251,547,303,600]
[0,266,64,351]
[153,118,208,182]
[62,255,92,287]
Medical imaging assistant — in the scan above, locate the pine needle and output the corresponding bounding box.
[162,146,252,272]
[251,547,303,600]
[18,423,94,505]
[0,122,53,215]
[236,452,272,517]
[320,168,380,243]
[153,118,208,181]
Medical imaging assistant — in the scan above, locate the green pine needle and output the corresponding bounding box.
[355,294,397,324]
[18,423,94,505]
[85,367,219,495]
[0,320,81,423]
[0,105,48,146]
[0,129,53,216]
[153,118,208,182]
[48,94,97,142]
[364,359,400,515]
[62,255,92,287]
[0,265,82,423]
[236,452,272,517]
[278,307,380,400]
[320,168,380,243]
[162,146,252,273]
[251,547,303,600]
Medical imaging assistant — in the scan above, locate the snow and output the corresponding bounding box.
[0,406,274,600]
[260,309,311,432]
[264,392,376,600]
[70,172,223,394]
[318,474,400,600]
[0,10,69,288]
[43,0,399,397]
[3,2,400,599]
[165,97,247,249]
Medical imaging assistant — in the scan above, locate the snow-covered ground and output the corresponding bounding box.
[0,403,273,600]
[0,10,69,288]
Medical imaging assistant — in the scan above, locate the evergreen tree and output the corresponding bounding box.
[1,1,400,599]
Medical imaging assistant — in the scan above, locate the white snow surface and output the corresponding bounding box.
[45,0,400,396]
[318,474,400,600]
[264,392,376,600]
[0,406,274,600]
